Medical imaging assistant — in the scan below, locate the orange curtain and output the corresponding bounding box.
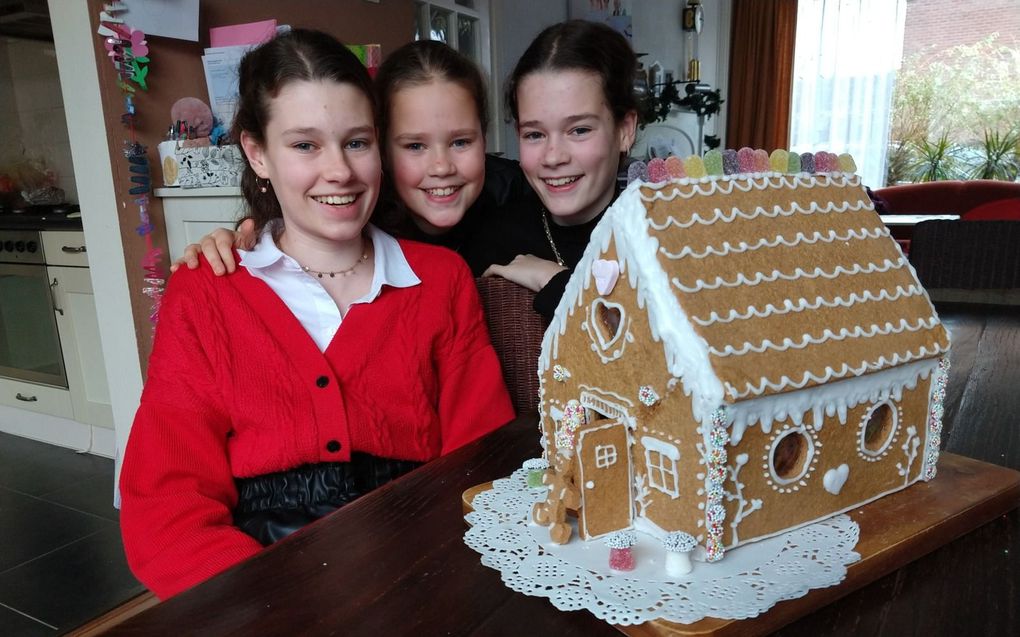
[725,0,799,151]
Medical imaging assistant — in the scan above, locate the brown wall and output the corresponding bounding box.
[87,0,416,371]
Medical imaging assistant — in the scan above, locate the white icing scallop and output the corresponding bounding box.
[672,258,908,293]
[659,226,888,260]
[640,173,860,204]
[647,198,872,231]
[728,342,948,401]
[706,316,941,357]
[690,284,926,326]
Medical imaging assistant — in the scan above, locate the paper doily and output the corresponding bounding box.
[464,463,861,626]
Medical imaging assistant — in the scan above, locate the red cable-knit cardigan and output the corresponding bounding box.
[119,239,514,600]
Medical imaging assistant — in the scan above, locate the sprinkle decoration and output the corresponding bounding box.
[552,364,571,382]
[923,356,950,480]
[606,530,637,571]
[556,400,587,450]
[703,407,730,562]
[523,458,550,489]
[604,530,638,549]
[638,385,660,407]
[624,148,859,185]
[96,2,164,326]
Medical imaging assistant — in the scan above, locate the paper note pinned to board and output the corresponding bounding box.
[209,19,277,48]
[124,0,199,41]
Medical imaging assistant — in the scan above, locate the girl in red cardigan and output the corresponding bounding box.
[119,29,513,600]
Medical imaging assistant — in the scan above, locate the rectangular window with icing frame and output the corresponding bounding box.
[595,444,618,469]
[642,436,680,498]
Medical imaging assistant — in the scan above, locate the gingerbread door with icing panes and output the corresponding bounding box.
[576,420,633,538]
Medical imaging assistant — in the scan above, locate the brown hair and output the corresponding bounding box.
[371,39,488,234]
[504,20,637,124]
[375,39,488,147]
[232,29,377,233]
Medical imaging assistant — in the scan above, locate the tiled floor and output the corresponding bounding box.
[0,431,143,635]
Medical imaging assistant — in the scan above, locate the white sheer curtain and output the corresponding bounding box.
[789,0,906,188]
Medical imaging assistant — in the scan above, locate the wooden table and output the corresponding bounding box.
[92,303,1020,637]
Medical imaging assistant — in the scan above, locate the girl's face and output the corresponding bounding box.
[241,80,381,248]
[516,69,636,226]
[387,80,486,235]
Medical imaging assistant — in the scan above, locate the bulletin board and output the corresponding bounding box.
[88,0,416,370]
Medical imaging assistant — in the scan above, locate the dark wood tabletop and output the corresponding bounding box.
[102,302,1020,637]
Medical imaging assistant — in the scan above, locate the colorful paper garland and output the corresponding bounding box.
[97,2,165,326]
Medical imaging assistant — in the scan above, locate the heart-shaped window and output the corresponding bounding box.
[591,299,626,350]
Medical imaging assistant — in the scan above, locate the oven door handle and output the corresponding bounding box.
[16,393,38,402]
[61,245,87,254]
[50,278,64,316]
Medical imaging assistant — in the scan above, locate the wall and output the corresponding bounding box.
[903,0,1020,58]
[0,37,76,203]
[490,0,569,158]
[565,0,732,155]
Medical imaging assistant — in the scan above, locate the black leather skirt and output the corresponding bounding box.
[233,453,422,546]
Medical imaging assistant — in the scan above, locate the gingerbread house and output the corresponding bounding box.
[534,150,951,562]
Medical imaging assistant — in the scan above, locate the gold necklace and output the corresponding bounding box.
[540,208,566,267]
[300,250,369,279]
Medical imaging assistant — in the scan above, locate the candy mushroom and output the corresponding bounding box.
[663,531,698,576]
[605,530,638,571]
[523,458,549,489]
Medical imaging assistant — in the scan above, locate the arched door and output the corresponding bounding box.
[576,421,633,539]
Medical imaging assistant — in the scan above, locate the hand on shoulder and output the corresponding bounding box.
[169,218,258,275]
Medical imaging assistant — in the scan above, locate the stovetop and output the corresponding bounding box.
[0,202,84,230]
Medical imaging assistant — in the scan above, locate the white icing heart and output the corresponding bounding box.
[823,464,849,495]
[592,258,621,296]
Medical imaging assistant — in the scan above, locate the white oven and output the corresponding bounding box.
[0,229,68,390]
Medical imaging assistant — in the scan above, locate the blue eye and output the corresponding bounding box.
[404,142,425,152]
[293,142,315,152]
[452,138,472,149]
[570,126,593,136]
[346,139,371,151]
[521,131,543,141]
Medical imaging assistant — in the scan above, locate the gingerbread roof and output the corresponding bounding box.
[540,152,949,424]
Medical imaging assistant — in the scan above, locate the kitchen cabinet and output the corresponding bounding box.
[44,230,113,429]
[48,262,113,429]
[156,187,245,258]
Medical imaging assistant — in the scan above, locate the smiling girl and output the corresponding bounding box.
[119,30,512,600]
[462,20,638,318]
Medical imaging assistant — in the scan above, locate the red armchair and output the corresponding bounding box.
[874,180,1020,220]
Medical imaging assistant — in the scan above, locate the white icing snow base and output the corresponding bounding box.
[464,464,861,626]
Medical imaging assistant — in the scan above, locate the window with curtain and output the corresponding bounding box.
[789,0,907,188]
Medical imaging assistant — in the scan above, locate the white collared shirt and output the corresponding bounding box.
[238,223,421,352]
